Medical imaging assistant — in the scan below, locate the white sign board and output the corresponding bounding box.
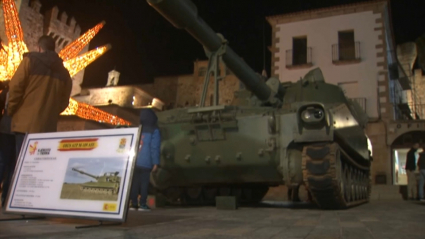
[5,127,141,222]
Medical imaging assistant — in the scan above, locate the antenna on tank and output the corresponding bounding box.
[261,19,267,78]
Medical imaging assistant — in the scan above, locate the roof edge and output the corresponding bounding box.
[266,0,389,25]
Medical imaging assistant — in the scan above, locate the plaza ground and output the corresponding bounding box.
[1,200,425,239]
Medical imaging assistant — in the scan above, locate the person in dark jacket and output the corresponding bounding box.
[417,148,425,202]
[405,143,419,200]
[7,35,72,159]
[129,108,161,211]
[0,81,16,207]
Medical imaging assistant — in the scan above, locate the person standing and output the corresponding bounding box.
[405,143,420,200]
[7,35,72,156]
[129,108,161,211]
[0,81,16,207]
[417,148,425,202]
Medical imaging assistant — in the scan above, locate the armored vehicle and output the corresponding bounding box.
[146,0,372,209]
[72,168,121,195]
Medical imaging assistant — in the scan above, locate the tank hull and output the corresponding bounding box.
[151,100,372,208]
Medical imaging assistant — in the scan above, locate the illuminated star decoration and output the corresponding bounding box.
[0,0,131,126]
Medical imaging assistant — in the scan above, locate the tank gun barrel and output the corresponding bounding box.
[147,0,275,103]
[72,168,99,180]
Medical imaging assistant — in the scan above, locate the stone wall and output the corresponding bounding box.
[73,85,158,108]
[366,121,391,184]
[43,4,86,96]
[148,60,241,109]
[19,0,43,52]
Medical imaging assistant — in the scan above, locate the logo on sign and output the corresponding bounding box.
[117,138,127,153]
[58,138,98,151]
[37,148,51,155]
[102,203,117,211]
[29,142,38,155]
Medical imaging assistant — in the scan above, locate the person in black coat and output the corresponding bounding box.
[405,143,419,200]
[0,80,16,207]
[417,148,425,201]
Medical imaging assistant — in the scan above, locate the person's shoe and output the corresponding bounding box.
[138,204,151,211]
[420,198,425,202]
[129,207,138,211]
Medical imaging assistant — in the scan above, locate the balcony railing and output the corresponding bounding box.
[349,97,367,113]
[286,47,312,69]
[394,103,425,120]
[332,42,361,64]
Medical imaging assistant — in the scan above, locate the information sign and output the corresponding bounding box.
[4,127,141,222]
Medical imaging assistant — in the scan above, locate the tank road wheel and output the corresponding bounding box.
[242,186,268,203]
[231,187,242,201]
[163,187,184,204]
[342,165,349,202]
[252,186,269,203]
[185,187,203,204]
[302,143,371,209]
[218,187,232,196]
[202,187,218,204]
[242,188,254,202]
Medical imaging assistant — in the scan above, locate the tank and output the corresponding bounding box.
[146,0,372,209]
[72,168,121,195]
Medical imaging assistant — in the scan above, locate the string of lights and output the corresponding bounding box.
[63,44,111,77]
[61,98,131,126]
[2,0,28,80]
[59,21,105,61]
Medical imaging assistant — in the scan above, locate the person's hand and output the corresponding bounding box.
[152,164,158,173]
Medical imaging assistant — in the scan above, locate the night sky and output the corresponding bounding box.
[37,0,425,88]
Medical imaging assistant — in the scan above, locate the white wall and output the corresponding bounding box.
[274,11,383,118]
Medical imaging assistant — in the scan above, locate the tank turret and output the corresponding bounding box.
[147,0,284,106]
[72,168,99,180]
[72,168,121,195]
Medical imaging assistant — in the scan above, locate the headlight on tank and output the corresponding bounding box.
[301,107,325,123]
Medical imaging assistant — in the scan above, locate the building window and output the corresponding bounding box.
[226,67,232,75]
[293,37,307,65]
[339,31,355,60]
[332,30,360,64]
[286,36,312,69]
[198,67,207,76]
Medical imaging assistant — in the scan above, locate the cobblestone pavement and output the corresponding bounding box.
[0,200,424,239]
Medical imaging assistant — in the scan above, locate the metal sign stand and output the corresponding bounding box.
[0,214,45,222]
[75,220,122,229]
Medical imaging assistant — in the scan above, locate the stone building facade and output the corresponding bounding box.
[266,0,425,186]
[144,60,241,109]
[0,0,87,96]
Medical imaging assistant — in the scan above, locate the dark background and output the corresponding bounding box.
[36,0,425,87]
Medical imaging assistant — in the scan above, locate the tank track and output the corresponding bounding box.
[156,185,269,205]
[302,143,371,209]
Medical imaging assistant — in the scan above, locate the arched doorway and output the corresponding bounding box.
[391,130,425,185]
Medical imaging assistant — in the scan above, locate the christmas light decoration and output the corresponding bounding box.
[0,44,9,80]
[63,44,111,77]
[61,98,131,125]
[1,0,28,80]
[0,0,132,126]
[59,21,105,61]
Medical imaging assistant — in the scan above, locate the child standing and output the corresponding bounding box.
[129,108,161,211]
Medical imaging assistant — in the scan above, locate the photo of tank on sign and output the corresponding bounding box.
[60,157,126,201]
